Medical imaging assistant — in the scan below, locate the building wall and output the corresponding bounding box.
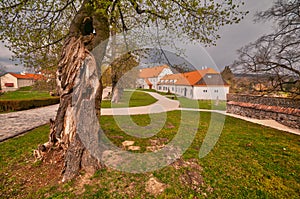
[137,68,173,90]
[136,79,147,89]
[157,84,229,100]
[158,68,173,79]
[193,86,229,100]
[0,74,18,91]
[18,79,34,88]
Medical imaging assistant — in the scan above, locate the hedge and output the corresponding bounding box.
[0,97,60,112]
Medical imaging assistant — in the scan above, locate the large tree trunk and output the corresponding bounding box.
[34,0,110,182]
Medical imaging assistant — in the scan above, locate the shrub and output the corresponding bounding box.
[0,97,59,112]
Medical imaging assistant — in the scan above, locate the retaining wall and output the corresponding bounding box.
[226,94,300,129]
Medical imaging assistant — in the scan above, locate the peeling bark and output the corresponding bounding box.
[34,0,110,181]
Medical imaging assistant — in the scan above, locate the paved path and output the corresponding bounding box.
[0,92,299,142]
[178,108,300,136]
[0,91,179,142]
[0,104,59,142]
[101,92,179,115]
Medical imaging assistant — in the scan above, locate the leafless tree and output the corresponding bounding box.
[234,0,300,97]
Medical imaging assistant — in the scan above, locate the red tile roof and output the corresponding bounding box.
[159,68,224,86]
[145,78,153,86]
[139,65,169,78]
[9,73,44,80]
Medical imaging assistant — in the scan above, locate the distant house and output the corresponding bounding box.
[0,72,43,91]
[136,65,173,90]
[157,68,229,100]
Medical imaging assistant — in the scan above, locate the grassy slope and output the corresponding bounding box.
[101,91,158,108]
[178,97,227,110]
[0,86,54,101]
[0,112,299,198]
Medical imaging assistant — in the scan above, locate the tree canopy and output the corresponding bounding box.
[0,0,247,70]
[234,0,300,96]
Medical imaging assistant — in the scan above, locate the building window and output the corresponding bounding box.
[5,83,14,87]
[214,90,218,93]
[203,90,208,93]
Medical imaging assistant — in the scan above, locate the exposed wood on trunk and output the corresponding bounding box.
[34,0,110,181]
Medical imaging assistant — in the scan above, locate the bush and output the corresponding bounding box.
[0,97,60,112]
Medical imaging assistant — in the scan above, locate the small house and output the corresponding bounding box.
[136,65,173,90]
[0,72,43,91]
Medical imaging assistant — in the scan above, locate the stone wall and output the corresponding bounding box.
[227,94,300,129]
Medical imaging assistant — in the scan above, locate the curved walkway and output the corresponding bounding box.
[178,108,300,136]
[101,92,179,115]
[0,104,59,142]
[0,92,298,142]
[0,91,179,142]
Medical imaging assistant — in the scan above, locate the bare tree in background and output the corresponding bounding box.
[233,0,300,97]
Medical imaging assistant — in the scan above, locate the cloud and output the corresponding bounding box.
[0,43,13,58]
[0,43,24,72]
[205,0,275,69]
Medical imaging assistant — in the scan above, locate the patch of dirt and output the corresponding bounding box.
[166,122,175,129]
[145,176,167,196]
[73,172,94,195]
[180,170,204,192]
[172,158,213,197]
[172,158,203,171]
[147,138,169,152]
[1,148,64,199]
[149,138,169,146]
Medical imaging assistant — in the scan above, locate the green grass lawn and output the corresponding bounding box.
[0,86,54,101]
[137,89,226,110]
[1,111,299,198]
[178,97,227,110]
[101,90,157,108]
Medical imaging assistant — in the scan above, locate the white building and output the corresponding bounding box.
[136,65,173,90]
[157,68,229,100]
[0,72,43,91]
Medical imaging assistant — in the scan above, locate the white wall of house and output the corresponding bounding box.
[1,73,36,91]
[158,68,173,79]
[0,74,18,91]
[157,84,229,100]
[193,86,229,100]
[150,68,173,90]
[136,78,151,89]
[18,79,34,88]
[137,67,173,90]
[136,78,145,88]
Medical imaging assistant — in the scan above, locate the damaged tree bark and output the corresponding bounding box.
[34,0,110,182]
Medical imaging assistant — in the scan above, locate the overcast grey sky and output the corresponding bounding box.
[206,0,275,69]
[0,0,275,72]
